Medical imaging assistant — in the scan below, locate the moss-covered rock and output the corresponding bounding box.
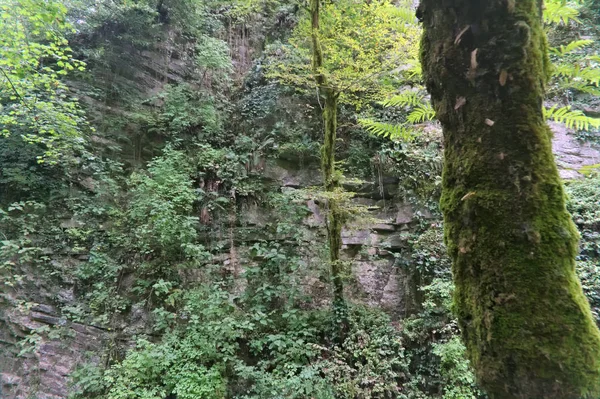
[419,0,600,397]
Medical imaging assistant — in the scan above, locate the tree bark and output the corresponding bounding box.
[310,0,348,341]
[419,0,600,397]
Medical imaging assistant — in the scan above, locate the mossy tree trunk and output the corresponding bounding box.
[310,0,348,340]
[418,0,600,397]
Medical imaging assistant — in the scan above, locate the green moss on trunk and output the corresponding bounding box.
[311,0,348,340]
[419,0,600,397]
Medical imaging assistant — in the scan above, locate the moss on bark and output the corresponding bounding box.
[419,0,600,397]
[311,0,348,340]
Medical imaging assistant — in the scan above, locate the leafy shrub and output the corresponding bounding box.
[432,337,480,399]
[0,201,48,287]
[127,146,202,258]
[156,84,224,139]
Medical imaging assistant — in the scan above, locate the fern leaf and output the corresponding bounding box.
[553,63,575,77]
[380,92,424,108]
[406,60,422,79]
[553,64,600,87]
[557,80,600,96]
[359,119,414,141]
[406,103,436,124]
[579,68,600,86]
[386,6,417,25]
[544,1,580,25]
[544,105,600,131]
[549,39,593,56]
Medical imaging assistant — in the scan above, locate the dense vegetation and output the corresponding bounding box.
[0,0,599,398]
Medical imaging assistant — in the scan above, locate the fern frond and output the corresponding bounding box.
[359,119,414,141]
[579,68,600,86]
[543,1,580,25]
[380,92,424,108]
[405,60,422,79]
[553,63,575,77]
[553,64,600,86]
[556,79,600,96]
[386,6,417,25]
[550,39,593,56]
[406,103,436,124]
[544,105,600,131]
[590,55,600,63]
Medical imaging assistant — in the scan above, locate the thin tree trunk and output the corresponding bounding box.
[310,0,348,341]
[418,0,600,397]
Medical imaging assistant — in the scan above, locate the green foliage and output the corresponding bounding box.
[578,259,600,323]
[432,337,480,399]
[323,307,407,398]
[268,0,420,107]
[265,0,424,342]
[0,201,47,287]
[0,0,94,210]
[380,92,426,108]
[71,0,222,42]
[359,119,415,141]
[238,306,409,399]
[236,66,320,165]
[196,35,234,73]
[87,292,409,399]
[406,103,436,124]
[127,146,203,259]
[545,0,600,131]
[544,0,582,24]
[8,1,600,399]
[551,63,600,96]
[543,105,600,129]
[69,363,107,398]
[153,84,224,138]
[579,163,600,175]
[69,190,412,399]
[398,225,483,399]
[65,140,258,323]
[0,0,89,161]
[360,89,436,141]
[566,175,600,259]
[341,133,379,177]
[103,338,226,399]
[65,0,236,169]
[550,39,595,56]
[73,251,129,324]
[566,175,600,324]
[0,134,69,202]
[69,283,237,399]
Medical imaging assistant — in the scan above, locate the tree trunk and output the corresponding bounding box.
[418,1,600,398]
[310,0,348,340]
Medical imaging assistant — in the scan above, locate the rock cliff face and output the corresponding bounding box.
[1,261,106,399]
[2,20,600,399]
[0,166,417,398]
[2,130,597,397]
[1,303,105,398]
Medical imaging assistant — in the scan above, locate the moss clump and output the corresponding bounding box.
[419,0,600,397]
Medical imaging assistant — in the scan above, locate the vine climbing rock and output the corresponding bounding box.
[418,0,600,398]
